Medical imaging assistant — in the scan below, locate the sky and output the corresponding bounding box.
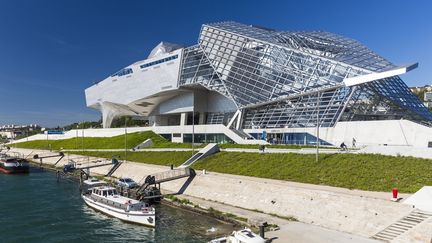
[0,0,431,127]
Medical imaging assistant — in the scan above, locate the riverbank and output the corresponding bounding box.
[0,169,234,242]
[63,149,432,193]
[11,148,432,242]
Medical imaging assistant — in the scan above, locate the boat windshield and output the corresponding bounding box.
[107,189,118,196]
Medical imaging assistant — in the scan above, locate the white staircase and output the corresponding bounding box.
[372,209,432,242]
[178,143,219,168]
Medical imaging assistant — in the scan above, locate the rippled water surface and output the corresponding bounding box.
[0,168,235,242]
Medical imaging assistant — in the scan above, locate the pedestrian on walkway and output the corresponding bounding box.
[340,142,348,151]
[352,138,357,148]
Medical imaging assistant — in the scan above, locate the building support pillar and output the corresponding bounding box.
[180,112,187,126]
[101,103,117,128]
[235,110,242,130]
[199,113,205,125]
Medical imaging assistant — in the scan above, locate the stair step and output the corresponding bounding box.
[372,236,391,242]
[377,231,399,237]
[371,210,432,241]
[382,228,404,234]
[389,224,412,231]
[393,222,414,228]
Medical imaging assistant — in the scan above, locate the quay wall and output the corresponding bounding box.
[12,148,432,242]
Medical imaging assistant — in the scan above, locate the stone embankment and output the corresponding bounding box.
[12,148,432,243]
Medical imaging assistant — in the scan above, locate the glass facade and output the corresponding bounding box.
[249,132,332,145]
[178,21,432,129]
[183,133,234,144]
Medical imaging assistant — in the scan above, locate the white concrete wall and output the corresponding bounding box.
[18,119,432,150]
[206,91,237,113]
[245,119,432,148]
[10,125,266,145]
[85,49,183,107]
[158,93,193,115]
[14,119,432,149]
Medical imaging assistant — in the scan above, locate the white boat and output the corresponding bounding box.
[82,185,155,227]
[209,228,266,243]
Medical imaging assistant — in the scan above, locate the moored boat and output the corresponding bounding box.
[209,228,266,243]
[82,185,156,227]
[0,155,30,174]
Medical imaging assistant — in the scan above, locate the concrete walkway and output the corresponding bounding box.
[223,147,351,154]
[62,147,346,154]
[171,193,379,243]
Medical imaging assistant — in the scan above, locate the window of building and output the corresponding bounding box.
[111,68,133,77]
[140,54,179,69]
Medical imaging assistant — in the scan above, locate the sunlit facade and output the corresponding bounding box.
[85,21,432,145]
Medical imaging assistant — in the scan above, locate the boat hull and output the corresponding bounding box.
[0,162,29,174]
[82,195,155,227]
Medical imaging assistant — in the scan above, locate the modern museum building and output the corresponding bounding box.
[85,21,432,147]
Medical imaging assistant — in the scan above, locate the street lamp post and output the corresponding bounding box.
[76,125,79,150]
[316,91,320,163]
[192,107,195,156]
[124,117,127,162]
[81,122,84,153]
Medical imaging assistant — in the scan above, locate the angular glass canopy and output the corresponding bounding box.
[179,21,432,129]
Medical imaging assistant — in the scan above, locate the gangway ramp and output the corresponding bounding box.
[136,167,195,198]
[73,158,115,170]
[33,152,65,166]
[63,157,122,177]
[178,143,219,168]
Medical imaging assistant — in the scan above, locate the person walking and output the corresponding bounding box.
[340,142,348,151]
[352,138,357,148]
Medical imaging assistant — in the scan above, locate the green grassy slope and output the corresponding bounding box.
[67,151,193,167]
[12,131,196,150]
[192,152,432,193]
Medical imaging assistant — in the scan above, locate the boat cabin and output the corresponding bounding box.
[88,186,150,212]
[92,187,119,197]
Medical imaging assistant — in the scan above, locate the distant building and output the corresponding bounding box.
[410,85,432,94]
[0,124,41,139]
[424,92,432,102]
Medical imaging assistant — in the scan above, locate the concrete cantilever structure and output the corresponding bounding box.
[85,21,432,147]
[85,44,186,128]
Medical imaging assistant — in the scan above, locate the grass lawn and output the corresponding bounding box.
[192,152,432,193]
[11,130,338,151]
[67,151,194,167]
[14,132,430,193]
[63,150,432,193]
[11,131,198,150]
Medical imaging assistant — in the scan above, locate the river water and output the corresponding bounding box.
[0,168,235,242]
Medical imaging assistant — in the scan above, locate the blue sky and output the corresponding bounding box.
[0,0,431,127]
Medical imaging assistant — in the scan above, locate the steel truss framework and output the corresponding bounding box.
[179,21,432,129]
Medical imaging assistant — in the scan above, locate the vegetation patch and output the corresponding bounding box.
[64,151,194,167]
[12,130,339,150]
[192,152,432,193]
[208,207,248,223]
[12,131,198,150]
[269,213,298,222]
[164,195,194,205]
